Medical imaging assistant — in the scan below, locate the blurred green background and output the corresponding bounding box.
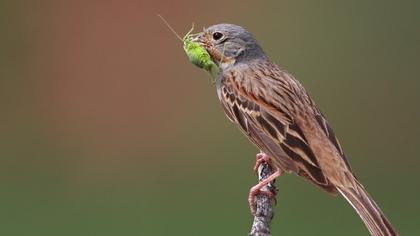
[1,0,419,235]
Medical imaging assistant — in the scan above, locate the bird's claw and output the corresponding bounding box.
[248,187,277,215]
[254,152,270,173]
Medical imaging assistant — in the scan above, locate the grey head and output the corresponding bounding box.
[195,24,267,66]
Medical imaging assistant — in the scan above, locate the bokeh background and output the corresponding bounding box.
[1,0,419,235]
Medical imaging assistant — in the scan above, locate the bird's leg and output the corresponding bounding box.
[248,167,281,215]
[254,152,271,173]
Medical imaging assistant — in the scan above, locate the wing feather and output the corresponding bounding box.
[218,72,338,191]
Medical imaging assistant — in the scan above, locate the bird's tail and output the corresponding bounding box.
[337,180,398,236]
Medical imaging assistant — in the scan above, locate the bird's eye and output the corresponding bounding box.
[212,32,224,41]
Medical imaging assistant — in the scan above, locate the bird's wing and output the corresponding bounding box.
[218,68,348,191]
[279,72,356,189]
[313,111,352,172]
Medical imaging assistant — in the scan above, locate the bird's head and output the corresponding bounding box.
[192,24,266,68]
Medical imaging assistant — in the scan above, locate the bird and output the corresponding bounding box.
[190,24,398,236]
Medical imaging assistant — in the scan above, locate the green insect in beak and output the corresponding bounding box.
[158,15,219,79]
[182,27,219,77]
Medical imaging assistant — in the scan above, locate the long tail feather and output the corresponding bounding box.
[337,181,398,236]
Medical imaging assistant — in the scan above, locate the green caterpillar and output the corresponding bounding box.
[158,15,219,79]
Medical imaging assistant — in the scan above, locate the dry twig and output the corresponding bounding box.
[249,159,278,236]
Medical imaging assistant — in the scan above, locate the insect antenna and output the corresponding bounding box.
[157,14,183,42]
[219,42,228,65]
[183,23,195,40]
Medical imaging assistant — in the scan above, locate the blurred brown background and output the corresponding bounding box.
[1,0,419,235]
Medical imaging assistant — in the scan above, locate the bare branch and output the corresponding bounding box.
[249,160,278,236]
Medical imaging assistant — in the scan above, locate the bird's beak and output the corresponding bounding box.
[191,33,205,45]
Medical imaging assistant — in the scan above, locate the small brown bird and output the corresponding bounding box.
[191,24,397,236]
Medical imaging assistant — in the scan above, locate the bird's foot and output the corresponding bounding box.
[254,152,271,173]
[248,169,281,215]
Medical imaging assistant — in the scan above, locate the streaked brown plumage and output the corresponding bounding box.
[192,24,397,235]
